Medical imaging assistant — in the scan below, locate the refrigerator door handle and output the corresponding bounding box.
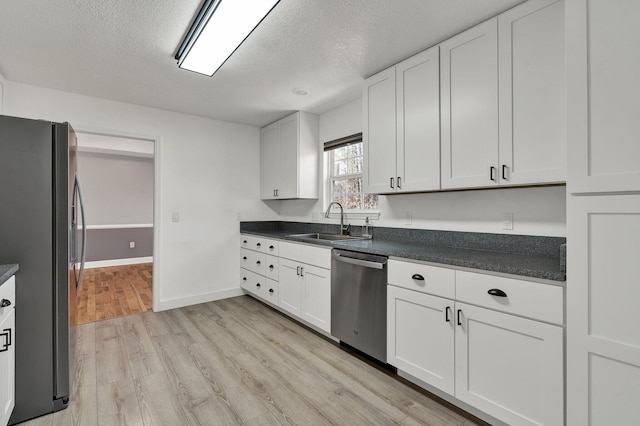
[74,173,87,291]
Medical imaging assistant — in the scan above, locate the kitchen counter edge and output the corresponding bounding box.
[240,230,566,283]
[0,264,19,286]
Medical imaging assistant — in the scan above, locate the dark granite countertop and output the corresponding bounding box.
[241,221,566,282]
[0,264,19,286]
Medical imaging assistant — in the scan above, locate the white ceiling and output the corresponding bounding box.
[0,0,525,127]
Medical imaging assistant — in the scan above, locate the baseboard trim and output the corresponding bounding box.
[155,287,245,312]
[83,256,153,269]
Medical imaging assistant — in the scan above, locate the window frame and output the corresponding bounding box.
[324,139,379,214]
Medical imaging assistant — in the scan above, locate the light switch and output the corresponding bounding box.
[172,212,180,222]
[502,212,514,230]
[129,241,135,249]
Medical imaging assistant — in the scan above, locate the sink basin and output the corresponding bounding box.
[288,233,369,242]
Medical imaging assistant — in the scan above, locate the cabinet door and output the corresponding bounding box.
[0,308,15,426]
[441,19,499,189]
[277,113,299,199]
[387,286,454,394]
[278,258,302,316]
[363,67,397,194]
[499,0,565,186]
[261,122,280,199]
[567,194,640,426]
[300,264,331,332]
[396,46,441,192]
[567,0,640,193]
[455,302,563,426]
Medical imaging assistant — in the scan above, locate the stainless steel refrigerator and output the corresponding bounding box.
[0,115,86,424]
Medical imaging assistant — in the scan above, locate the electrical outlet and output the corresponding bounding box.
[502,212,514,230]
[129,241,135,249]
[172,212,180,222]
[405,211,412,225]
[236,212,242,220]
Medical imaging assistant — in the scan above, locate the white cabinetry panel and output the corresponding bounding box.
[363,67,396,194]
[498,0,565,185]
[567,194,640,426]
[567,0,640,193]
[455,302,563,426]
[441,19,499,189]
[387,285,454,394]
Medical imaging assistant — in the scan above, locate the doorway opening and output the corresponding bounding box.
[73,132,155,324]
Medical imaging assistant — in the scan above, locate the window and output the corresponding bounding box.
[326,137,378,211]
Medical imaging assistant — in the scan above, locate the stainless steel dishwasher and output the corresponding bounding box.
[331,249,388,363]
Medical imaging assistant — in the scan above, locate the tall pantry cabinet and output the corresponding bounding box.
[566,1,640,425]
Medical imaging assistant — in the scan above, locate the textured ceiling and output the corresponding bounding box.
[0,0,525,127]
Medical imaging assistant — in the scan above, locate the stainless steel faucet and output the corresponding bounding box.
[325,202,349,235]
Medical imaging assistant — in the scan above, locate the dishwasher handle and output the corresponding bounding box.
[334,252,386,269]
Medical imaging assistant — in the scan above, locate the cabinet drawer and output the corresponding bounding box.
[240,235,279,254]
[240,269,266,298]
[0,276,15,314]
[388,260,455,299]
[456,271,563,325]
[263,279,279,304]
[265,255,279,281]
[279,241,331,269]
[240,248,265,276]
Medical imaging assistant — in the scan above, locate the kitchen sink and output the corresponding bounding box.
[287,233,369,242]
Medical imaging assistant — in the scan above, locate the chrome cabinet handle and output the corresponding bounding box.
[502,165,508,181]
[269,265,274,270]
[390,177,395,188]
[296,266,300,276]
[457,309,463,326]
[256,283,261,288]
[256,261,261,265]
[445,306,451,323]
[490,166,497,182]
[256,243,261,248]
[397,176,402,189]
[269,289,274,294]
[300,267,304,277]
[0,299,11,308]
[411,274,424,281]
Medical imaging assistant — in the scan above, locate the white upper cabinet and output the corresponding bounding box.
[499,0,566,186]
[364,46,440,194]
[260,111,319,200]
[567,0,640,193]
[442,1,566,190]
[441,18,499,189]
[363,67,397,194]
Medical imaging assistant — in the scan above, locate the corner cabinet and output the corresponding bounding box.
[388,260,564,426]
[363,46,441,194]
[0,276,16,426]
[260,112,319,200]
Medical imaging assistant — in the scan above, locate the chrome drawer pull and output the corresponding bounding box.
[411,274,424,281]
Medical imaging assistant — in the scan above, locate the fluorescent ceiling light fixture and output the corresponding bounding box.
[176,0,280,76]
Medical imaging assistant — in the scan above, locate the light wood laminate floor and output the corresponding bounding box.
[75,264,153,325]
[20,295,488,426]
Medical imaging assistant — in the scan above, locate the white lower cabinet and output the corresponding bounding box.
[241,235,331,334]
[278,258,303,317]
[387,285,455,394]
[388,261,564,426]
[278,257,331,333]
[300,264,331,332]
[0,276,16,426]
[455,302,563,426]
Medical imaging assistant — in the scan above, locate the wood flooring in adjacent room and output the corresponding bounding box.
[74,263,153,325]
[19,295,488,426]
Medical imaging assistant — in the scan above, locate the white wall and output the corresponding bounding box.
[275,98,567,237]
[78,151,154,225]
[3,81,278,311]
